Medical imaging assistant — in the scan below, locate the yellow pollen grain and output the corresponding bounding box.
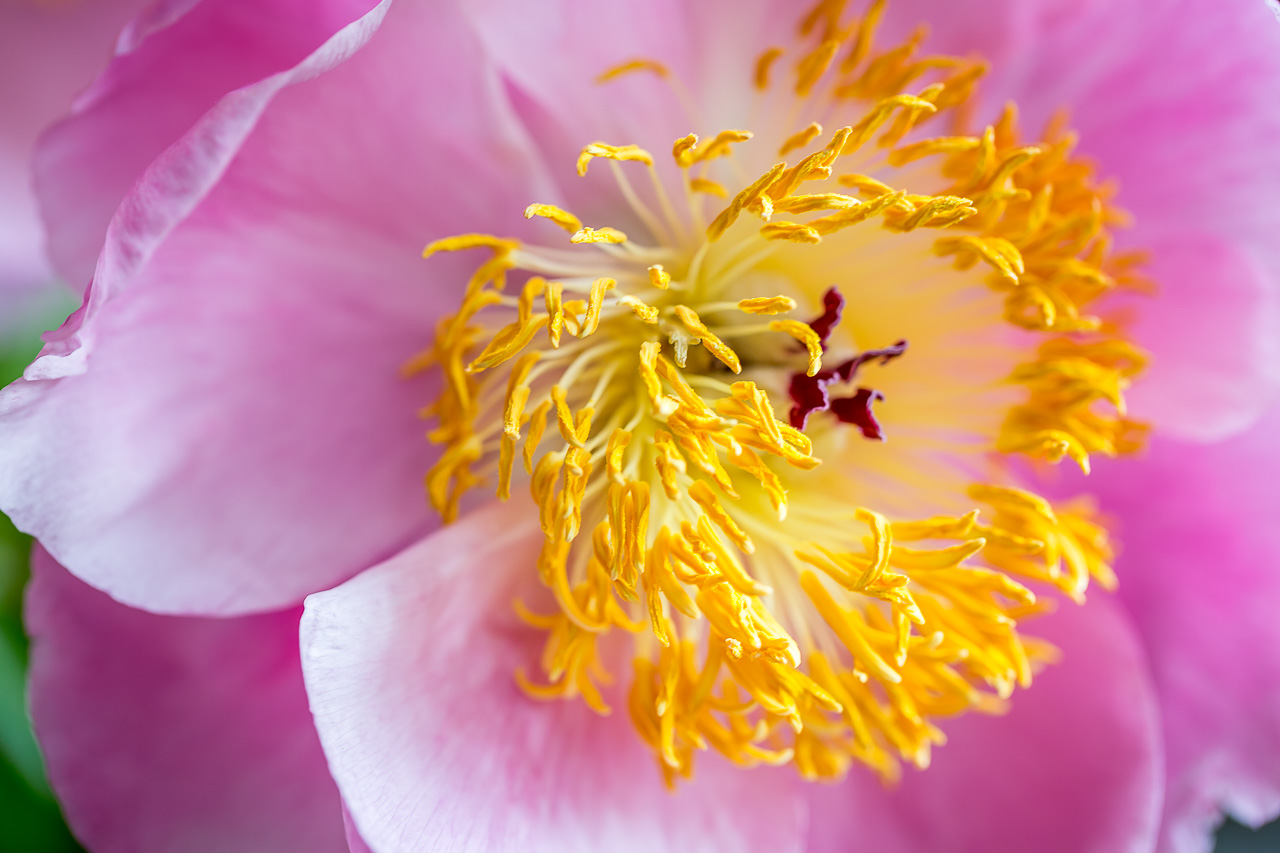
[847,95,936,150]
[799,0,846,38]
[795,39,841,97]
[638,341,678,418]
[578,277,616,337]
[502,351,540,439]
[754,46,784,89]
[760,222,822,244]
[773,193,861,214]
[522,400,551,474]
[691,130,755,164]
[806,190,905,236]
[544,281,564,348]
[837,173,894,197]
[466,313,548,373]
[647,265,671,289]
[841,0,886,73]
[606,428,632,485]
[935,235,1024,286]
[768,320,823,376]
[577,142,654,176]
[853,508,892,588]
[688,481,755,555]
[690,177,728,198]
[550,386,588,451]
[738,296,797,315]
[651,431,687,499]
[524,203,583,233]
[517,277,545,323]
[673,133,700,167]
[892,511,979,541]
[596,57,671,83]
[707,162,786,241]
[767,127,852,201]
[894,195,976,231]
[779,122,824,156]
[421,233,519,259]
[571,226,628,244]
[887,135,982,167]
[673,306,742,374]
[497,434,517,501]
[619,294,661,324]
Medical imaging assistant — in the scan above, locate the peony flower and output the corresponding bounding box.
[0,0,151,326]
[6,0,1280,851]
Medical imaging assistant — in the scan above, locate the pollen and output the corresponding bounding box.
[415,0,1150,789]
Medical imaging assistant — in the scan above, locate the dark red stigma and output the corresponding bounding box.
[787,286,907,439]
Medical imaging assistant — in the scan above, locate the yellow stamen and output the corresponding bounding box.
[619,294,661,324]
[707,162,787,241]
[674,306,743,373]
[571,226,628,244]
[416,0,1149,791]
[780,121,825,156]
[769,320,824,376]
[577,142,654,176]
[688,130,755,165]
[796,39,841,97]
[596,58,671,83]
[421,233,519,259]
[755,47,785,90]
[738,296,798,315]
[689,177,728,198]
[524,203,583,233]
[648,265,672,289]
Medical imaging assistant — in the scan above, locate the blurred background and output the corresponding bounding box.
[0,2,1277,851]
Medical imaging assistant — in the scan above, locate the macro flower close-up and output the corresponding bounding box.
[1,1,1280,851]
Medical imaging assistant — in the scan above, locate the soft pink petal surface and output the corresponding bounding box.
[33,0,383,288]
[0,0,151,292]
[806,595,1164,853]
[302,500,807,853]
[26,547,347,852]
[1074,404,1280,852]
[0,0,548,614]
[1121,237,1280,440]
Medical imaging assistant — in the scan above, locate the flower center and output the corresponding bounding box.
[415,0,1150,786]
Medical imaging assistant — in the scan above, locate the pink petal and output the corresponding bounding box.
[343,805,374,853]
[1077,403,1280,851]
[880,0,1027,63]
[805,596,1163,853]
[459,0,693,141]
[34,0,385,288]
[455,0,697,232]
[0,0,151,292]
[0,0,548,614]
[1011,0,1280,272]
[302,500,807,853]
[26,546,348,852]
[1122,236,1280,442]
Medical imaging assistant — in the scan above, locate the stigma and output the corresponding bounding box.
[413,0,1149,786]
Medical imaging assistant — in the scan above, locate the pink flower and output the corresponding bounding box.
[7,1,1280,851]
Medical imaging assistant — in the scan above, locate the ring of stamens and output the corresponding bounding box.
[413,0,1148,786]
